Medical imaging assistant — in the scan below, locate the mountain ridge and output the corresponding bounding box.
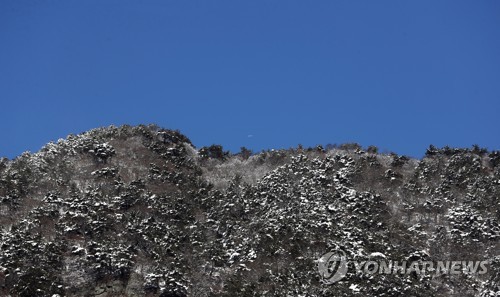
[0,124,498,296]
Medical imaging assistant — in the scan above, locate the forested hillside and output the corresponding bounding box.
[0,125,498,296]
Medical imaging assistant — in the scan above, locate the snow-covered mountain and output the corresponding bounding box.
[0,125,498,296]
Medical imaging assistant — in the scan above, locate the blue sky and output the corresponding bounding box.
[1,1,499,159]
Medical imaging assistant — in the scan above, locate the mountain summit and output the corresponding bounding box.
[0,125,498,296]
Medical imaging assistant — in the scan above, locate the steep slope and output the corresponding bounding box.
[0,125,498,296]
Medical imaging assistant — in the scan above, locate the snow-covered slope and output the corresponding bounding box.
[0,125,498,296]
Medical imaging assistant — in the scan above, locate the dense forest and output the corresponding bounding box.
[0,125,498,296]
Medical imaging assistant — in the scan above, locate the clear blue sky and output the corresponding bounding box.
[1,1,499,159]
